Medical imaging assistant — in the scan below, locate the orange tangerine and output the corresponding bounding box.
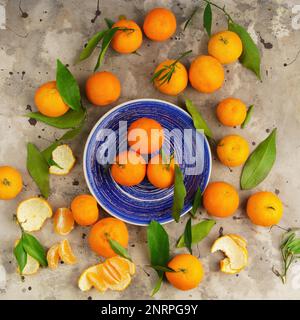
[53,208,74,235]
[58,239,77,265]
[71,194,99,226]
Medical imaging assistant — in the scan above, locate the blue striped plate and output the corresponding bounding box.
[83,99,211,226]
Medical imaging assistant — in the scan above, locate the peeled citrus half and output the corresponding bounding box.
[49,144,76,175]
[58,239,77,265]
[17,197,52,232]
[211,235,248,274]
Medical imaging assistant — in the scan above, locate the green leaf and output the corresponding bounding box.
[41,124,84,165]
[241,128,277,190]
[56,59,82,111]
[147,221,170,272]
[151,273,163,297]
[177,219,216,248]
[13,239,27,273]
[203,3,212,37]
[241,105,254,129]
[191,187,202,217]
[78,30,106,62]
[150,265,176,273]
[22,233,48,267]
[94,27,119,71]
[26,107,86,129]
[228,22,261,79]
[185,98,213,139]
[172,165,186,223]
[105,18,115,29]
[184,218,192,254]
[108,239,132,261]
[26,143,49,198]
[183,7,199,31]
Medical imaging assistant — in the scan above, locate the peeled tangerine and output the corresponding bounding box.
[17,197,52,232]
[49,144,76,175]
[211,234,248,274]
[78,256,135,292]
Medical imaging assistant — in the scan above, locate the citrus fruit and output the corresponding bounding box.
[53,208,74,235]
[78,264,102,291]
[203,182,239,218]
[46,244,60,270]
[78,256,135,292]
[216,97,247,127]
[71,194,99,226]
[111,150,146,186]
[127,117,164,154]
[49,145,76,175]
[58,239,77,265]
[143,8,176,41]
[208,30,243,64]
[111,19,143,54]
[147,154,175,188]
[246,191,283,227]
[211,235,248,274]
[34,81,69,117]
[88,217,129,258]
[165,254,204,291]
[189,55,224,93]
[0,166,22,200]
[153,59,188,96]
[217,135,250,167]
[85,71,121,106]
[17,197,53,232]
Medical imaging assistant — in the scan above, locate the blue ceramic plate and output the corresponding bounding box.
[83,99,211,226]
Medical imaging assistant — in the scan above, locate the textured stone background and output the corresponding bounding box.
[0,0,300,300]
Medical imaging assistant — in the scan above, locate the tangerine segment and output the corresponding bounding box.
[128,117,164,154]
[34,81,69,117]
[88,217,129,258]
[0,166,23,200]
[58,239,77,265]
[111,20,143,54]
[107,256,136,276]
[47,244,60,270]
[78,265,102,291]
[53,208,74,235]
[86,271,107,292]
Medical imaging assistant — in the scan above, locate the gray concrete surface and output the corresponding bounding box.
[0,0,300,300]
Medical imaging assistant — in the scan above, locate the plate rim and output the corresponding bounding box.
[83,98,212,226]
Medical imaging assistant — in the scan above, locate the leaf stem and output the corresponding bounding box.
[203,0,234,23]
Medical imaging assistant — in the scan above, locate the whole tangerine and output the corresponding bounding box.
[203,181,239,218]
[143,8,177,42]
[189,55,224,93]
[166,254,204,291]
[216,97,247,127]
[0,166,22,200]
[85,71,121,106]
[34,81,69,117]
[111,19,143,54]
[71,194,99,226]
[88,217,129,258]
